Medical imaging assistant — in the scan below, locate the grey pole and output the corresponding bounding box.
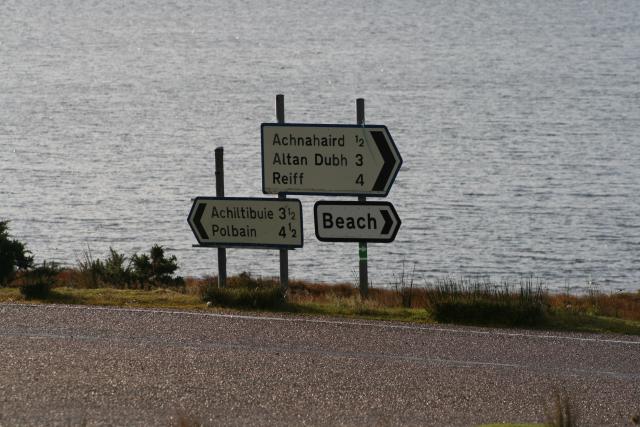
[215,147,227,288]
[357,98,368,298]
[276,94,289,297]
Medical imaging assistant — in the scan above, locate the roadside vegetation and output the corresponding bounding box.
[1,219,640,335]
[0,220,34,285]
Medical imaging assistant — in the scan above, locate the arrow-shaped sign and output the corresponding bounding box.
[261,123,402,196]
[188,197,303,248]
[314,201,401,243]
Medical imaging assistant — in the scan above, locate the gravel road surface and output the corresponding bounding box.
[1,303,639,426]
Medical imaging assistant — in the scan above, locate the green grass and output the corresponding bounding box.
[0,287,203,309]
[544,309,640,335]
[286,300,430,323]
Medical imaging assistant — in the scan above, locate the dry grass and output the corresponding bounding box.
[54,268,94,289]
[2,270,640,334]
[548,291,640,322]
[288,279,431,308]
[17,267,639,323]
[289,280,358,301]
[184,276,212,297]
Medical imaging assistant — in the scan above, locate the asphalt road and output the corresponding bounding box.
[1,303,639,426]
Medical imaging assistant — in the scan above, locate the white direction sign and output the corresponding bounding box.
[188,197,303,248]
[314,201,401,243]
[261,123,402,196]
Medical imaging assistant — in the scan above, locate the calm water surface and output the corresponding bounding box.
[2,0,639,291]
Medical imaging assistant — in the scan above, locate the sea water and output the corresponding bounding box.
[2,0,639,291]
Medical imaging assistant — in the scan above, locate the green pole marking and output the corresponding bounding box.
[359,245,368,261]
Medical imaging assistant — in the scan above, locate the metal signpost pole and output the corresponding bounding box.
[357,98,368,298]
[276,94,289,297]
[215,147,227,288]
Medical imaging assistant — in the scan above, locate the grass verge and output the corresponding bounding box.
[0,287,203,310]
[1,277,640,335]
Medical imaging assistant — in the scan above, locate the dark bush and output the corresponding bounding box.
[429,299,546,327]
[19,261,61,299]
[0,220,34,285]
[203,282,285,310]
[76,245,182,289]
[202,271,284,309]
[102,248,134,287]
[426,278,548,327]
[131,245,183,288]
[76,246,105,288]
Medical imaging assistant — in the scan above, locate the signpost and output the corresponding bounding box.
[188,197,303,248]
[314,201,401,243]
[261,123,402,196]
[188,95,402,299]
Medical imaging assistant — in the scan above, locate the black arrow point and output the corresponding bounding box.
[194,202,209,240]
[371,130,395,192]
[381,209,392,234]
